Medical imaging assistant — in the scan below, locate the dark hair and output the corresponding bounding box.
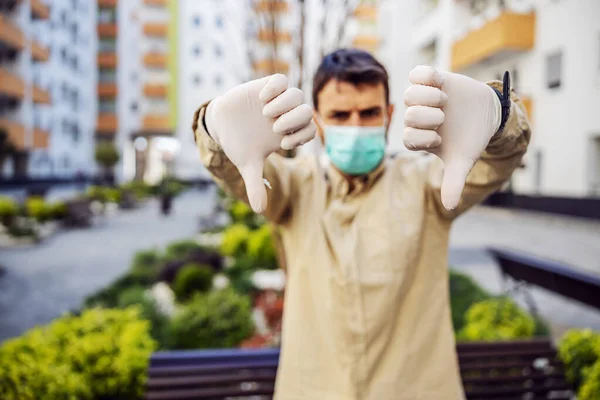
[312,48,390,111]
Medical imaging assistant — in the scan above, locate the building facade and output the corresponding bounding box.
[1,0,97,179]
[380,0,600,197]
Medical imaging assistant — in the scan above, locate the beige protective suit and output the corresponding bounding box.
[193,80,531,400]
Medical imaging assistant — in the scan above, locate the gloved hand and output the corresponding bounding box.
[403,65,503,210]
[205,74,316,213]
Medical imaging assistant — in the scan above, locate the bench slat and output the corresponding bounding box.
[148,371,277,389]
[145,384,275,400]
[149,361,279,377]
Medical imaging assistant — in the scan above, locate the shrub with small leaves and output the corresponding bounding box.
[172,264,215,302]
[558,329,600,389]
[0,307,156,400]
[220,224,251,257]
[47,201,67,220]
[458,298,535,342]
[164,239,204,261]
[246,224,277,269]
[449,270,491,332]
[579,360,600,400]
[25,197,51,223]
[0,196,18,225]
[170,289,254,349]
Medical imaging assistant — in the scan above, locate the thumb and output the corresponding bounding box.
[441,158,474,211]
[239,159,268,214]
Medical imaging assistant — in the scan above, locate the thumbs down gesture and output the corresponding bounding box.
[205,74,316,214]
[403,66,503,210]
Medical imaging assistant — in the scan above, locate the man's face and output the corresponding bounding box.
[314,79,394,142]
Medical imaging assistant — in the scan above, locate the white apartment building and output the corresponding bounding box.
[1,0,97,179]
[379,0,600,198]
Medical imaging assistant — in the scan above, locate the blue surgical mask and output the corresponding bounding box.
[324,125,386,175]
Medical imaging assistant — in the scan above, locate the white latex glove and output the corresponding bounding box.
[403,65,502,210]
[205,74,316,213]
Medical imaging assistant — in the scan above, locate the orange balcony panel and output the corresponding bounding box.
[97,114,118,133]
[0,15,25,50]
[33,128,49,149]
[143,83,167,97]
[31,40,49,62]
[33,85,51,104]
[98,83,118,98]
[253,59,290,74]
[521,96,533,120]
[31,0,50,20]
[143,52,167,68]
[142,115,170,131]
[0,119,26,150]
[451,12,535,72]
[352,35,380,50]
[98,23,118,37]
[98,52,118,68]
[257,30,292,43]
[254,1,289,13]
[353,4,377,21]
[143,23,168,37]
[98,0,117,8]
[0,68,25,99]
[144,0,167,6]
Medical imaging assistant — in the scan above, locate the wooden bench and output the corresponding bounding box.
[488,247,600,310]
[146,339,573,400]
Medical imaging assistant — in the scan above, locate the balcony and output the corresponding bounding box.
[98,83,118,98]
[0,119,25,150]
[352,34,380,51]
[143,23,168,37]
[0,15,25,50]
[144,0,168,7]
[31,40,49,62]
[98,52,118,68]
[253,59,290,75]
[31,0,50,20]
[143,83,167,97]
[143,52,167,68]
[254,1,289,13]
[98,0,117,8]
[353,4,377,21]
[98,23,118,37]
[0,68,25,99]
[96,113,118,134]
[33,127,49,149]
[32,85,51,104]
[451,11,535,72]
[142,115,170,132]
[257,30,292,43]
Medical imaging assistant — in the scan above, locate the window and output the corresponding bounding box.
[546,51,562,89]
[131,71,137,82]
[193,74,202,86]
[193,15,202,27]
[98,8,116,24]
[99,68,116,82]
[72,124,80,142]
[131,101,138,112]
[99,39,116,52]
[214,75,223,87]
[61,47,68,63]
[99,100,116,113]
[215,44,223,58]
[193,45,202,57]
[62,156,70,169]
[215,16,223,28]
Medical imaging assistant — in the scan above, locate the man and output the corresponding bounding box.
[193,49,530,399]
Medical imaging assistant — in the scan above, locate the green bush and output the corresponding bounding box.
[170,289,254,349]
[164,239,204,261]
[121,181,153,200]
[220,224,251,257]
[25,196,51,223]
[558,329,600,389]
[0,196,18,225]
[0,307,156,400]
[117,287,172,350]
[449,270,492,332]
[84,271,155,309]
[458,298,535,342]
[47,201,67,220]
[229,200,253,222]
[95,142,120,169]
[246,224,277,269]
[579,360,600,400]
[172,264,215,303]
[105,188,122,203]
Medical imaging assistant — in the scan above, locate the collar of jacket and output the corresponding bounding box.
[325,158,387,198]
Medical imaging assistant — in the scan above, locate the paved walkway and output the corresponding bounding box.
[0,188,216,342]
[449,206,600,335]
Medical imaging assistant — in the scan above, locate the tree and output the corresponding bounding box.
[95,141,120,183]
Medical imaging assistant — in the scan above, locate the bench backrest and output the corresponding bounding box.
[146,339,573,400]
